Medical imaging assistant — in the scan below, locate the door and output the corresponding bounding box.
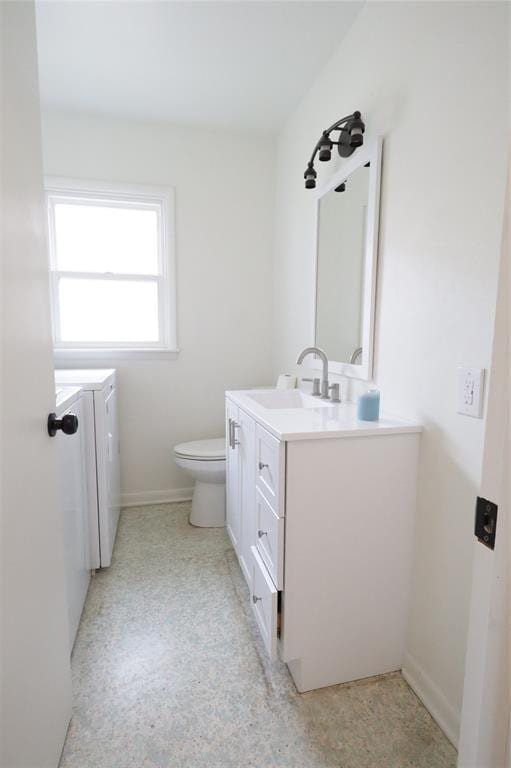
[57,395,91,649]
[458,146,510,767]
[0,3,73,766]
[238,408,256,586]
[226,399,241,553]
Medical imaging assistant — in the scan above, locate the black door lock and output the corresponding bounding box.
[47,412,79,437]
[475,496,498,550]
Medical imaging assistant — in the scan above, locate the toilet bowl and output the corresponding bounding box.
[174,438,226,527]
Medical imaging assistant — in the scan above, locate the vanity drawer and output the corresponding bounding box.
[255,424,284,514]
[255,487,284,589]
[250,545,278,661]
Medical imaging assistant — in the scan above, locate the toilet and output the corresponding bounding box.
[174,438,226,527]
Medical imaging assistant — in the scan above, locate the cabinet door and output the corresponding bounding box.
[238,408,256,587]
[225,399,240,553]
[57,397,91,650]
[80,392,101,569]
[105,383,121,548]
[94,381,121,568]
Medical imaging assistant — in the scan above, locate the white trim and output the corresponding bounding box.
[311,137,382,382]
[402,653,460,748]
[45,176,174,203]
[54,348,179,363]
[45,176,177,354]
[121,488,193,508]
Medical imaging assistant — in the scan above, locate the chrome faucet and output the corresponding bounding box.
[301,377,321,396]
[349,346,363,365]
[296,346,330,399]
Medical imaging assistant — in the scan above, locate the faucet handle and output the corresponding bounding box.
[302,377,321,396]
[328,383,341,403]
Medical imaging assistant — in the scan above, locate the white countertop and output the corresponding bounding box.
[55,385,82,412]
[226,389,422,441]
[55,368,115,390]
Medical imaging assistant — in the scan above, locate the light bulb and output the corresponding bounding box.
[348,115,365,148]
[304,165,317,190]
[318,134,332,162]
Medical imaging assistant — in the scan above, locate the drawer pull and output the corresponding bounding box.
[228,419,240,449]
[257,529,267,538]
[259,462,269,471]
[252,594,262,604]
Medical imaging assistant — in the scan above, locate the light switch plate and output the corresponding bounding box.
[457,367,485,418]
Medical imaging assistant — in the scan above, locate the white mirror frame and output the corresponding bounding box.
[312,136,382,381]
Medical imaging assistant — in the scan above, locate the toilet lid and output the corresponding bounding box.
[174,438,225,461]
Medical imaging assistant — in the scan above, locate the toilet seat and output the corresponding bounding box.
[174,438,225,462]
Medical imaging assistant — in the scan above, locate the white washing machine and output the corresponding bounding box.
[53,385,91,649]
[54,369,121,568]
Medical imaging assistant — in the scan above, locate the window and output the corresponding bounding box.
[46,178,177,359]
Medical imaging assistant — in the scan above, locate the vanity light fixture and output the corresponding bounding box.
[304,110,365,189]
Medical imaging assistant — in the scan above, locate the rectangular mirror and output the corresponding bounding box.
[313,137,382,381]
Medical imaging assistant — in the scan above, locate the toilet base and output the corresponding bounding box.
[190,480,226,527]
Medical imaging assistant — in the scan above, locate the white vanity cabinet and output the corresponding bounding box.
[226,401,256,585]
[225,390,421,693]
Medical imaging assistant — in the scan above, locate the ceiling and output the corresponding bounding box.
[35,1,363,136]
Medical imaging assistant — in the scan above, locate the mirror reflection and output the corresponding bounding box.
[315,162,369,365]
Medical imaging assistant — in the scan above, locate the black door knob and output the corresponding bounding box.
[47,412,79,437]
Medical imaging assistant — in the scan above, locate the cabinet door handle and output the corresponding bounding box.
[257,529,267,538]
[252,594,262,604]
[228,418,234,449]
[259,462,269,471]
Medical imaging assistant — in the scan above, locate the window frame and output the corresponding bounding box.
[45,177,178,361]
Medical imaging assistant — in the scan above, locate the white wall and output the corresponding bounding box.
[41,111,275,505]
[272,1,509,745]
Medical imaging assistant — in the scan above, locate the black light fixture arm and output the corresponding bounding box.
[307,113,358,167]
[304,110,365,189]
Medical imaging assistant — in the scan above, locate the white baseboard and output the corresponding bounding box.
[402,653,460,748]
[121,488,193,508]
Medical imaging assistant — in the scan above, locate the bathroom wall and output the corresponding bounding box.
[41,111,275,504]
[272,1,509,746]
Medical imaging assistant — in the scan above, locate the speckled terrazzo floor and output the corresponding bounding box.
[60,502,457,768]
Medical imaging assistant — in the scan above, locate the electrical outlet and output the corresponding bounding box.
[457,367,485,418]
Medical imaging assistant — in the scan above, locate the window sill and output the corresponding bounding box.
[53,348,180,362]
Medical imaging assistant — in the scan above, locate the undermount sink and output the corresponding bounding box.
[246,390,332,410]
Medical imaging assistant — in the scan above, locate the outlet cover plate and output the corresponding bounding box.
[457,367,485,418]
